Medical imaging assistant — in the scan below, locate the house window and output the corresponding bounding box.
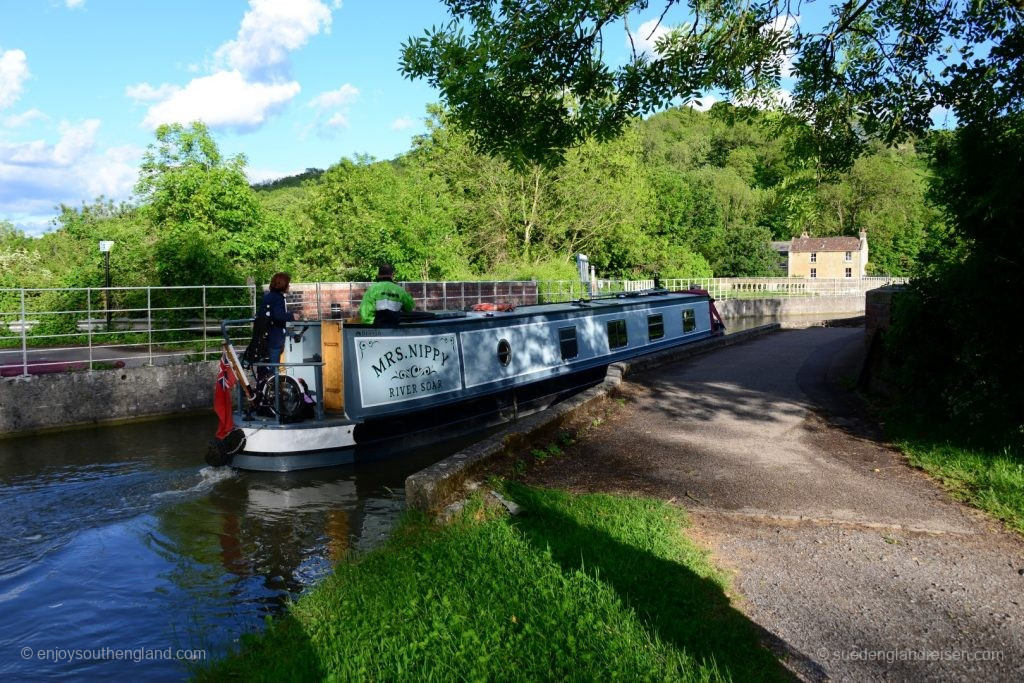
[682,309,696,333]
[607,319,628,349]
[810,268,817,279]
[647,314,664,341]
[845,251,852,261]
[810,252,817,263]
[558,326,578,360]
[845,267,852,278]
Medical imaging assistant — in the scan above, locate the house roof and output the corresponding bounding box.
[770,241,791,253]
[790,236,861,253]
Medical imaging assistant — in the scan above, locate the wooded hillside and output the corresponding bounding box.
[1,105,940,289]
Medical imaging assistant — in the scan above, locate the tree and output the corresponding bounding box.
[813,149,939,275]
[402,1,1022,171]
[302,156,468,281]
[886,113,1024,449]
[0,222,55,289]
[135,122,278,282]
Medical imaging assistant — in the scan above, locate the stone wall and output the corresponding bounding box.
[0,362,217,436]
[717,294,867,319]
[858,285,906,395]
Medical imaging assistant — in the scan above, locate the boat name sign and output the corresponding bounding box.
[356,334,462,407]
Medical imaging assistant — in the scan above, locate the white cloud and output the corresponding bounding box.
[131,0,339,133]
[53,119,101,165]
[65,0,86,9]
[215,0,335,80]
[0,49,30,110]
[762,14,799,78]
[140,70,300,131]
[686,95,719,112]
[631,18,673,58]
[391,116,414,131]
[324,113,349,128]
[309,84,359,110]
[0,119,98,168]
[124,82,179,103]
[3,108,47,128]
[0,121,142,234]
[306,83,359,136]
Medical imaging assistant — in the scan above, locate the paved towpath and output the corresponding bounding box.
[524,327,1024,681]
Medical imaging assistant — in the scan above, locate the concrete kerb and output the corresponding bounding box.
[405,323,783,512]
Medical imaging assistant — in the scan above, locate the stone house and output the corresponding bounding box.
[774,230,868,278]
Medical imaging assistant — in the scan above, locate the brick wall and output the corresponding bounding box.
[285,281,540,321]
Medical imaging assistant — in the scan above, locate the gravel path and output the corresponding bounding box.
[523,327,1024,681]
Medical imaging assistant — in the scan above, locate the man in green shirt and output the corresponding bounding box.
[360,263,415,326]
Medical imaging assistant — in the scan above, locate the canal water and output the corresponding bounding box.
[0,415,457,680]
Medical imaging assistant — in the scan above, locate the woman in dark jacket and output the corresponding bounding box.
[259,272,295,377]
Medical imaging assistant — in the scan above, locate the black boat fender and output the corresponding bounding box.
[205,428,246,467]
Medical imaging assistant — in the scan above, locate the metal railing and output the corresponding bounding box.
[1,276,906,376]
[0,285,256,376]
[657,276,907,301]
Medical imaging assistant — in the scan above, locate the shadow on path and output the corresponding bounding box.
[506,483,815,681]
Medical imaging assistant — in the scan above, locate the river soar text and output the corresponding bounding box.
[371,343,451,378]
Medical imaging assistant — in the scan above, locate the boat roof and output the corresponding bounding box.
[350,289,710,328]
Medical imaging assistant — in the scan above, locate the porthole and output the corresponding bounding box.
[497,339,512,366]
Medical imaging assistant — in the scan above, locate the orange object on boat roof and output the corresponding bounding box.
[471,302,516,312]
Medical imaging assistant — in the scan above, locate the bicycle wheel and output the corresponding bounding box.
[260,374,304,419]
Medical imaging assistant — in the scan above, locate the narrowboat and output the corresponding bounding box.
[209,287,724,472]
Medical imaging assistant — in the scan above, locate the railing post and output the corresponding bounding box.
[87,288,94,370]
[202,286,208,361]
[19,288,28,377]
[443,281,447,310]
[147,287,153,366]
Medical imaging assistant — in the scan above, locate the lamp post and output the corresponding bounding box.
[99,241,114,329]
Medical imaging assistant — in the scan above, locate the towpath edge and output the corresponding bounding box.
[405,323,781,512]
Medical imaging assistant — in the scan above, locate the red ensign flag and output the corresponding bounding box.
[213,352,236,439]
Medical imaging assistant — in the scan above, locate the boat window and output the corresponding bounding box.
[558,326,578,360]
[682,309,696,333]
[607,319,628,349]
[647,314,664,341]
[497,339,512,366]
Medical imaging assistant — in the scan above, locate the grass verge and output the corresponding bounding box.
[198,484,785,681]
[888,419,1024,534]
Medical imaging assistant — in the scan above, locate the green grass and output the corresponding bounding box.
[198,485,785,682]
[890,421,1024,534]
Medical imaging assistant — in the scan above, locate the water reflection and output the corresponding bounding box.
[0,416,421,680]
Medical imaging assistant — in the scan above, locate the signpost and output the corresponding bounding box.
[576,253,591,299]
[99,241,114,328]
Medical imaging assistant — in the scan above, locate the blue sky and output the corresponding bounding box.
[0,1,849,236]
[1,0,459,234]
